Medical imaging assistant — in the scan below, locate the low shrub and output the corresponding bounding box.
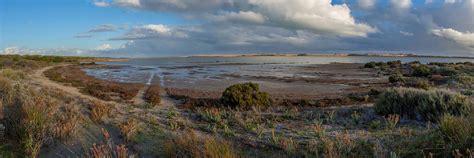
[221,82,270,109]
[388,73,405,83]
[405,78,431,90]
[364,62,377,68]
[144,85,161,106]
[0,69,26,80]
[375,88,471,121]
[412,65,431,77]
[451,73,473,87]
[432,67,457,76]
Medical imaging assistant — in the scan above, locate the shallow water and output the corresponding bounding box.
[86,56,473,86]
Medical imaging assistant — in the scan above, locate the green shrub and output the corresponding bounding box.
[431,67,458,76]
[451,73,473,86]
[439,115,473,149]
[364,62,377,68]
[412,65,431,77]
[221,82,270,109]
[375,88,471,121]
[405,78,431,90]
[388,73,405,83]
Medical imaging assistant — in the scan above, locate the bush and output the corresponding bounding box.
[221,82,270,109]
[388,73,405,83]
[451,73,473,86]
[364,62,377,68]
[432,67,457,76]
[412,65,431,77]
[439,115,473,149]
[405,78,431,90]
[374,88,471,121]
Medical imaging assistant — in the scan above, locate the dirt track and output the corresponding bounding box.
[33,65,101,102]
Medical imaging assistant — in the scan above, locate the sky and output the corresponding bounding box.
[0,0,473,57]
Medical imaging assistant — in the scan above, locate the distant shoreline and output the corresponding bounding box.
[189,53,474,59]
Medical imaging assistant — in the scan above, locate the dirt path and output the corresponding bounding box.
[33,65,102,102]
[132,86,148,105]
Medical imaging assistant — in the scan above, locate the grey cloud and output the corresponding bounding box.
[88,24,117,33]
[74,33,93,38]
[89,0,474,57]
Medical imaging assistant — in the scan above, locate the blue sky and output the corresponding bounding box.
[1,0,473,57]
[1,0,183,49]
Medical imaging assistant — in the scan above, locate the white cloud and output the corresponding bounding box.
[93,0,109,7]
[358,0,376,9]
[104,0,376,37]
[143,24,171,34]
[213,11,266,24]
[247,0,377,37]
[96,44,113,51]
[400,31,414,36]
[390,0,412,11]
[110,24,188,40]
[432,28,474,49]
[3,47,20,54]
[115,0,140,7]
[425,0,433,4]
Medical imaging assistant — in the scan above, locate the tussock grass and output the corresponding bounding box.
[164,130,238,158]
[89,101,111,123]
[2,85,53,157]
[119,119,140,142]
[85,128,135,158]
[375,88,471,121]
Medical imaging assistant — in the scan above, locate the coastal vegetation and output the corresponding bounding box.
[0,55,473,157]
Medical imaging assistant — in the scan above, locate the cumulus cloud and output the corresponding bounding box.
[432,28,474,49]
[247,0,377,37]
[103,0,376,37]
[358,0,376,9]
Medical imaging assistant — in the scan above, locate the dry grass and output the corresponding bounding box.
[89,101,111,123]
[45,65,143,102]
[86,128,135,158]
[164,130,239,158]
[119,119,140,142]
[51,106,80,140]
[144,85,161,106]
[2,85,53,157]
